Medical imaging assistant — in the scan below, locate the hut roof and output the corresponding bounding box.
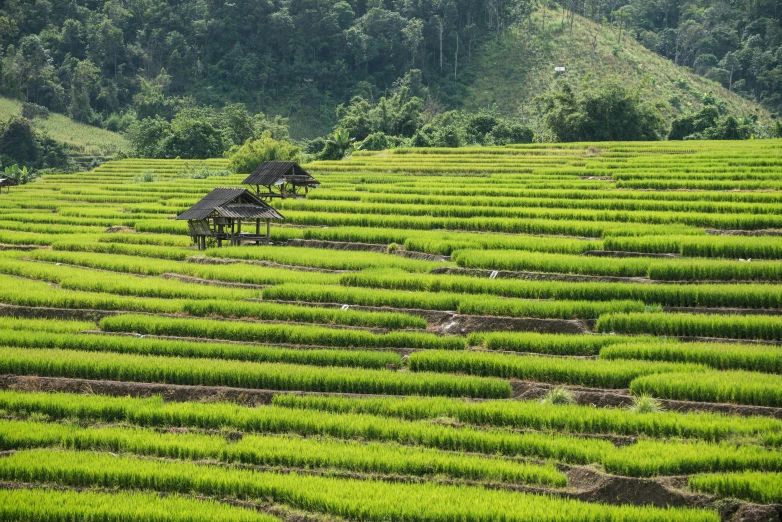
[176,188,284,221]
[241,161,319,187]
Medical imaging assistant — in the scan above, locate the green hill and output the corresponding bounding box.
[0,97,128,161]
[464,9,772,137]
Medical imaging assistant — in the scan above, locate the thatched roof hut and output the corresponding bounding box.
[176,187,283,249]
[242,161,319,199]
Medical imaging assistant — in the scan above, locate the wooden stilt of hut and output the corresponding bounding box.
[176,188,284,250]
[242,161,319,199]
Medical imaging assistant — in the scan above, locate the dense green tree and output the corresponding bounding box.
[228,132,301,173]
[0,117,69,170]
[541,82,666,142]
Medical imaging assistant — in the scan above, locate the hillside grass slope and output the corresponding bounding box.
[0,96,128,158]
[464,9,772,136]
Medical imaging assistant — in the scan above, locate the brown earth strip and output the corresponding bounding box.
[0,244,41,251]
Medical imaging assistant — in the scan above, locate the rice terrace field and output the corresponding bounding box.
[2,140,782,521]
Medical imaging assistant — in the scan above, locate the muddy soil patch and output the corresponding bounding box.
[0,244,41,251]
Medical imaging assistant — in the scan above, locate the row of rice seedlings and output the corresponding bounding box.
[0,488,275,522]
[340,190,782,215]
[0,212,138,227]
[52,240,193,260]
[183,300,425,329]
[457,295,649,320]
[295,226,603,255]
[407,351,703,389]
[604,235,782,259]
[8,388,780,474]
[466,332,650,356]
[647,258,782,281]
[688,472,782,504]
[342,269,782,309]
[98,233,194,247]
[0,273,184,313]
[452,250,652,277]
[0,317,95,333]
[597,312,782,342]
[0,449,717,522]
[205,245,448,272]
[0,391,613,464]
[454,249,782,282]
[281,210,700,239]
[601,342,782,373]
[616,179,782,190]
[0,219,102,234]
[276,198,782,231]
[602,440,782,477]
[0,419,564,486]
[0,256,261,300]
[27,249,342,285]
[100,314,463,350]
[262,283,648,319]
[356,182,782,204]
[0,347,509,398]
[0,229,99,246]
[271,395,782,443]
[629,371,782,408]
[0,329,401,369]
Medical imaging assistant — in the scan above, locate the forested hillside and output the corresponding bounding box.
[0,0,780,164]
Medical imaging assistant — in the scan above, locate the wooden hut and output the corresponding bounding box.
[176,188,284,250]
[242,161,319,199]
[0,177,18,194]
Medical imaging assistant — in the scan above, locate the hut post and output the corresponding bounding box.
[266,219,271,243]
[255,219,261,245]
[217,221,224,248]
[230,220,236,246]
[237,219,242,241]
